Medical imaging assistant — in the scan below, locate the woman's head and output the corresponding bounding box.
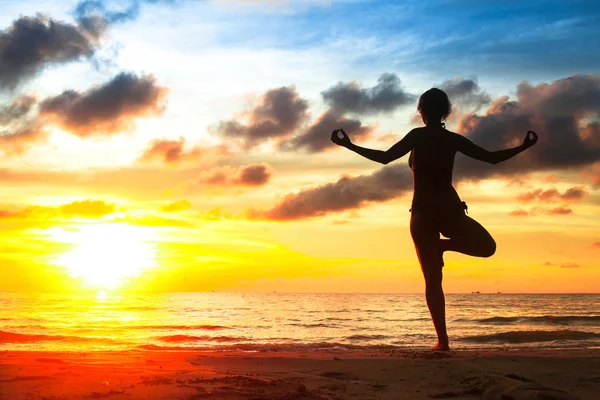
[417,88,451,126]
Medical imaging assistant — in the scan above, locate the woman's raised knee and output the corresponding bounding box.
[481,237,496,258]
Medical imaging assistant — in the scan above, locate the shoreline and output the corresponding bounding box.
[1,349,599,399]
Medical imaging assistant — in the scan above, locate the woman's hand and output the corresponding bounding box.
[522,130,539,149]
[331,128,352,148]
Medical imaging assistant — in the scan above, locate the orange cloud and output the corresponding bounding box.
[59,200,116,218]
[0,124,46,155]
[0,200,117,220]
[516,186,587,203]
[509,206,573,217]
[139,137,230,165]
[545,206,573,215]
[195,163,273,187]
[160,200,191,212]
[509,209,532,217]
[560,263,580,269]
[0,205,57,219]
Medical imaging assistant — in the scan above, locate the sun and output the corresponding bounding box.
[50,223,158,289]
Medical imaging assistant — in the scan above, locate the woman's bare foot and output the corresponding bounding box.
[431,342,450,351]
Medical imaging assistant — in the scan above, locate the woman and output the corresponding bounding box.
[331,88,538,351]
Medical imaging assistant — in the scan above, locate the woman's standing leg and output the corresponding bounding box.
[410,213,449,351]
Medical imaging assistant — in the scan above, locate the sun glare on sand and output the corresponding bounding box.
[50,223,158,289]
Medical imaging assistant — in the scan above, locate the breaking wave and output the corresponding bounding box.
[461,330,600,344]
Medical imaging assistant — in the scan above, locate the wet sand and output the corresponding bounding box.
[1,349,599,399]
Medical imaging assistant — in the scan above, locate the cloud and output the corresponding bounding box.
[59,199,115,218]
[73,0,176,37]
[0,199,115,220]
[0,95,37,124]
[281,109,375,153]
[544,174,560,183]
[544,261,580,268]
[516,186,587,203]
[508,206,573,217]
[0,15,98,91]
[561,187,587,202]
[139,137,201,164]
[0,205,57,220]
[113,214,192,228]
[250,164,412,220]
[583,163,600,189]
[581,121,600,146]
[321,73,416,115]
[545,206,573,215]
[138,137,230,165]
[196,163,273,187]
[160,199,191,212]
[439,77,491,111]
[560,263,580,269]
[455,74,600,181]
[39,72,167,137]
[590,242,600,249]
[509,209,532,217]
[234,163,272,186]
[0,124,46,155]
[217,86,308,149]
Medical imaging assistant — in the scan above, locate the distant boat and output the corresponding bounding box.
[471,291,481,294]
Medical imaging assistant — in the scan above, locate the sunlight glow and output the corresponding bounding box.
[50,224,159,289]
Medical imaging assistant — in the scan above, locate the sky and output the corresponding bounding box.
[1,0,599,293]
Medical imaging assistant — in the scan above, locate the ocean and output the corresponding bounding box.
[1,292,599,352]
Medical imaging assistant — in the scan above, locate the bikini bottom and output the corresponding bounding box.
[409,201,468,270]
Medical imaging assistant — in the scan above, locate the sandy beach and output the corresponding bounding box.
[1,349,598,400]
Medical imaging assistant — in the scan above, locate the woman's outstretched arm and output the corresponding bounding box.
[456,131,538,164]
[331,129,417,165]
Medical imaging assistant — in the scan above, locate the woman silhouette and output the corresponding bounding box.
[331,88,538,351]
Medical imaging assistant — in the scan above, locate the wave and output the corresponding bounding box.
[157,335,246,343]
[286,323,339,328]
[123,306,160,311]
[0,330,125,345]
[318,317,353,322]
[138,341,399,352]
[61,324,230,334]
[0,331,67,343]
[461,330,600,344]
[136,324,230,331]
[455,315,600,326]
[345,334,391,341]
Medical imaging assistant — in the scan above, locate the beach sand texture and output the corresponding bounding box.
[1,350,598,400]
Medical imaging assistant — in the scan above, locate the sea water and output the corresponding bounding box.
[1,292,599,351]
